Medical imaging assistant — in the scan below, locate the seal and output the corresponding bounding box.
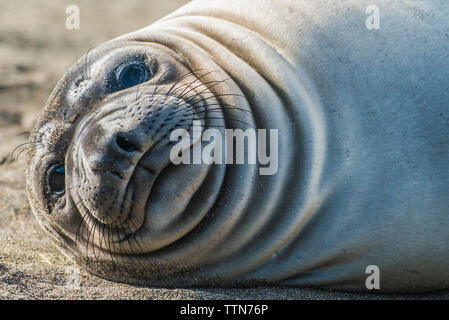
[25,0,449,292]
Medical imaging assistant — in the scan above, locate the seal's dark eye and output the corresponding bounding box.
[105,58,154,94]
[49,164,65,196]
[116,62,149,88]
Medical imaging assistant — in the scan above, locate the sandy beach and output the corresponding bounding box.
[1,0,448,300]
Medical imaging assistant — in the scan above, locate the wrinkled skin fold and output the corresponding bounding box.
[25,0,449,292]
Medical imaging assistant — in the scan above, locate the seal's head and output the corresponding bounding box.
[24,39,240,284]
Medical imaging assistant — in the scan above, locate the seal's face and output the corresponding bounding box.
[25,41,228,279]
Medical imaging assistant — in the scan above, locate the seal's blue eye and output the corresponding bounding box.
[49,164,65,196]
[117,62,149,88]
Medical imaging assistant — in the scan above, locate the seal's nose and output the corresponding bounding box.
[80,123,145,180]
[115,132,141,154]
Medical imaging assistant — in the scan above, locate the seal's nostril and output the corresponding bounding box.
[115,133,139,153]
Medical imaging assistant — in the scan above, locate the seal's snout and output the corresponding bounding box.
[72,123,151,228]
[68,90,206,230]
